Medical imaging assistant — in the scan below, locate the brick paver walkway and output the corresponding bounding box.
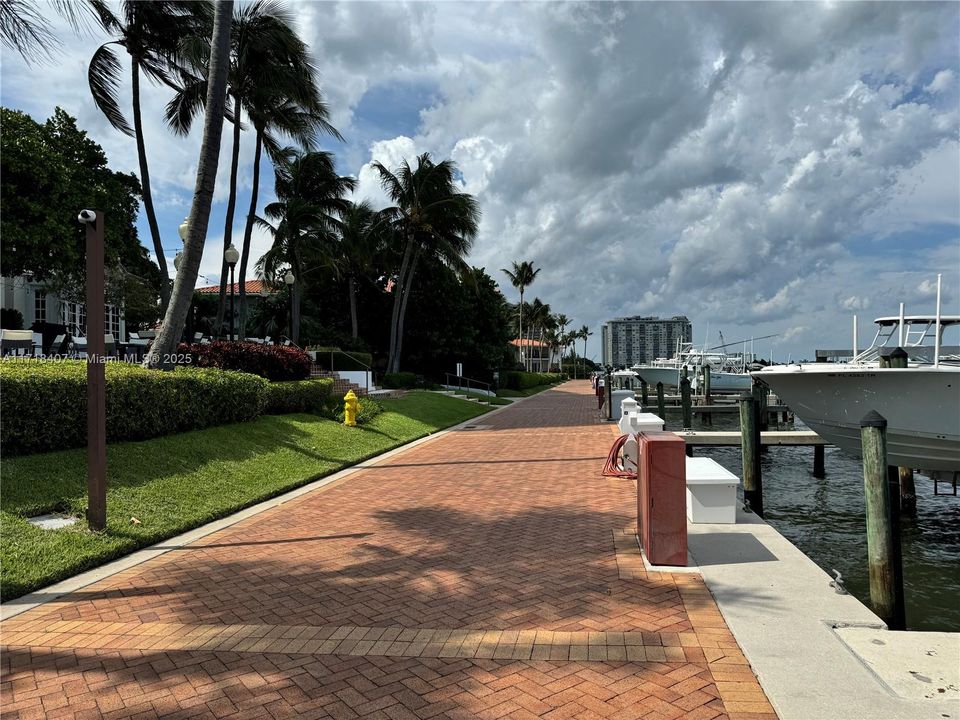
[1,382,777,720]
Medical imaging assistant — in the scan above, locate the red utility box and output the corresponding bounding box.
[637,431,688,566]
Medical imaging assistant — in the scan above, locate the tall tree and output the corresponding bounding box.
[337,200,382,339]
[167,0,338,337]
[257,149,355,345]
[146,0,233,369]
[579,325,592,379]
[500,260,540,371]
[375,153,480,374]
[88,1,206,308]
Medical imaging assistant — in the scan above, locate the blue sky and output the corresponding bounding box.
[2,1,958,361]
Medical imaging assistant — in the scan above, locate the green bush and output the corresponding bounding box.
[0,360,266,456]
[502,371,565,390]
[262,378,334,415]
[336,396,384,425]
[383,371,417,389]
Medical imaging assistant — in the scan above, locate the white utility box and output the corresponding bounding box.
[620,412,666,472]
[610,389,635,421]
[685,457,740,524]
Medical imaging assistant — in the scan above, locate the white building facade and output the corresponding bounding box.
[1,275,125,340]
[601,315,692,367]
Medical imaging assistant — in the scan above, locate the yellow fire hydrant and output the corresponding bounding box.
[343,390,358,427]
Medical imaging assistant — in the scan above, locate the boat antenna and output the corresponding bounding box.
[852,315,858,360]
[935,273,942,367]
[898,303,905,347]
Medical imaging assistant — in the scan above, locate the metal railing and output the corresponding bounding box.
[444,373,493,396]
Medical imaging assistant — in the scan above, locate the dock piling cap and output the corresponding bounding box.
[860,409,887,428]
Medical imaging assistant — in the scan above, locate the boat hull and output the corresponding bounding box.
[754,366,960,471]
[704,372,753,392]
[633,366,680,388]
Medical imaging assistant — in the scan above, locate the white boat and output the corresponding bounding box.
[632,346,752,391]
[754,310,960,472]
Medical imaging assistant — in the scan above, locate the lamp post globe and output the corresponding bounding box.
[284,271,295,285]
[224,243,240,266]
[178,217,189,242]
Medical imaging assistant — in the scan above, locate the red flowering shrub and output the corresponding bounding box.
[179,341,311,381]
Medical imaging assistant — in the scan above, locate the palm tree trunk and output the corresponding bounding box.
[387,234,414,372]
[583,337,587,376]
[349,275,358,339]
[214,94,243,338]
[146,0,233,369]
[291,250,302,345]
[237,129,263,339]
[131,58,170,309]
[391,247,420,373]
[517,290,523,370]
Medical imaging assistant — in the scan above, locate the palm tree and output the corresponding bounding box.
[579,325,592,379]
[256,149,355,344]
[1,0,107,63]
[501,260,540,371]
[336,200,384,339]
[375,154,480,374]
[166,0,338,336]
[146,0,232,369]
[88,1,206,308]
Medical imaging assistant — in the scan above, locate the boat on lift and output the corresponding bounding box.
[632,345,752,392]
[753,285,960,472]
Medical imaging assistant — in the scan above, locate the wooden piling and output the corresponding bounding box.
[813,444,826,479]
[680,377,693,430]
[702,365,712,426]
[656,381,666,421]
[899,466,917,514]
[740,394,763,517]
[640,380,649,406]
[860,411,905,630]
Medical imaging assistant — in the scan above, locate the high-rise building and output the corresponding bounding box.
[601,316,692,367]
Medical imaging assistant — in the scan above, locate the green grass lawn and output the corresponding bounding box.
[446,390,512,405]
[0,391,489,601]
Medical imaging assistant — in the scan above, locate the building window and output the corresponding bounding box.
[34,290,46,323]
[104,305,120,337]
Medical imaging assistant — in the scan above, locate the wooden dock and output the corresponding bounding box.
[674,430,825,446]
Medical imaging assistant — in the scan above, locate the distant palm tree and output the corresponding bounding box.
[88,0,208,308]
[375,154,480,374]
[257,149,355,345]
[501,260,540,371]
[337,200,383,339]
[579,325,592,378]
[146,0,232,368]
[166,0,339,336]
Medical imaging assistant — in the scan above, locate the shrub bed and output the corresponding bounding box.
[180,341,311,381]
[262,378,334,415]
[336,397,384,425]
[0,360,266,456]
[382,371,418,389]
[502,371,565,390]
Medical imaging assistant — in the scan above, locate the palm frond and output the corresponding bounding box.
[88,42,132,135]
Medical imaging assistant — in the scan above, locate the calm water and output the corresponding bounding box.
[662,409,960,632]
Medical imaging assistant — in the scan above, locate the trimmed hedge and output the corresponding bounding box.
[0,360,266,456]
[382,371,417,389]
[502,371,565,390]
[180,341,311,381]
[262,378,334,415]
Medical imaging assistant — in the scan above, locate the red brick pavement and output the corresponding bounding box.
[1,382,777,719]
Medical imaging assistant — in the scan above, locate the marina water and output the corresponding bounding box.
[667,411,960,632]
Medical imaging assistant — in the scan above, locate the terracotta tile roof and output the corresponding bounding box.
[196,280,274,295]
[509,338,548,348]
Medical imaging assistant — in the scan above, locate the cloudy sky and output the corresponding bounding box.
[3,1,958,361]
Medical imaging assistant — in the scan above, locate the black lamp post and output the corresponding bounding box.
[284,270,295,342]
[224,243,240,341]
